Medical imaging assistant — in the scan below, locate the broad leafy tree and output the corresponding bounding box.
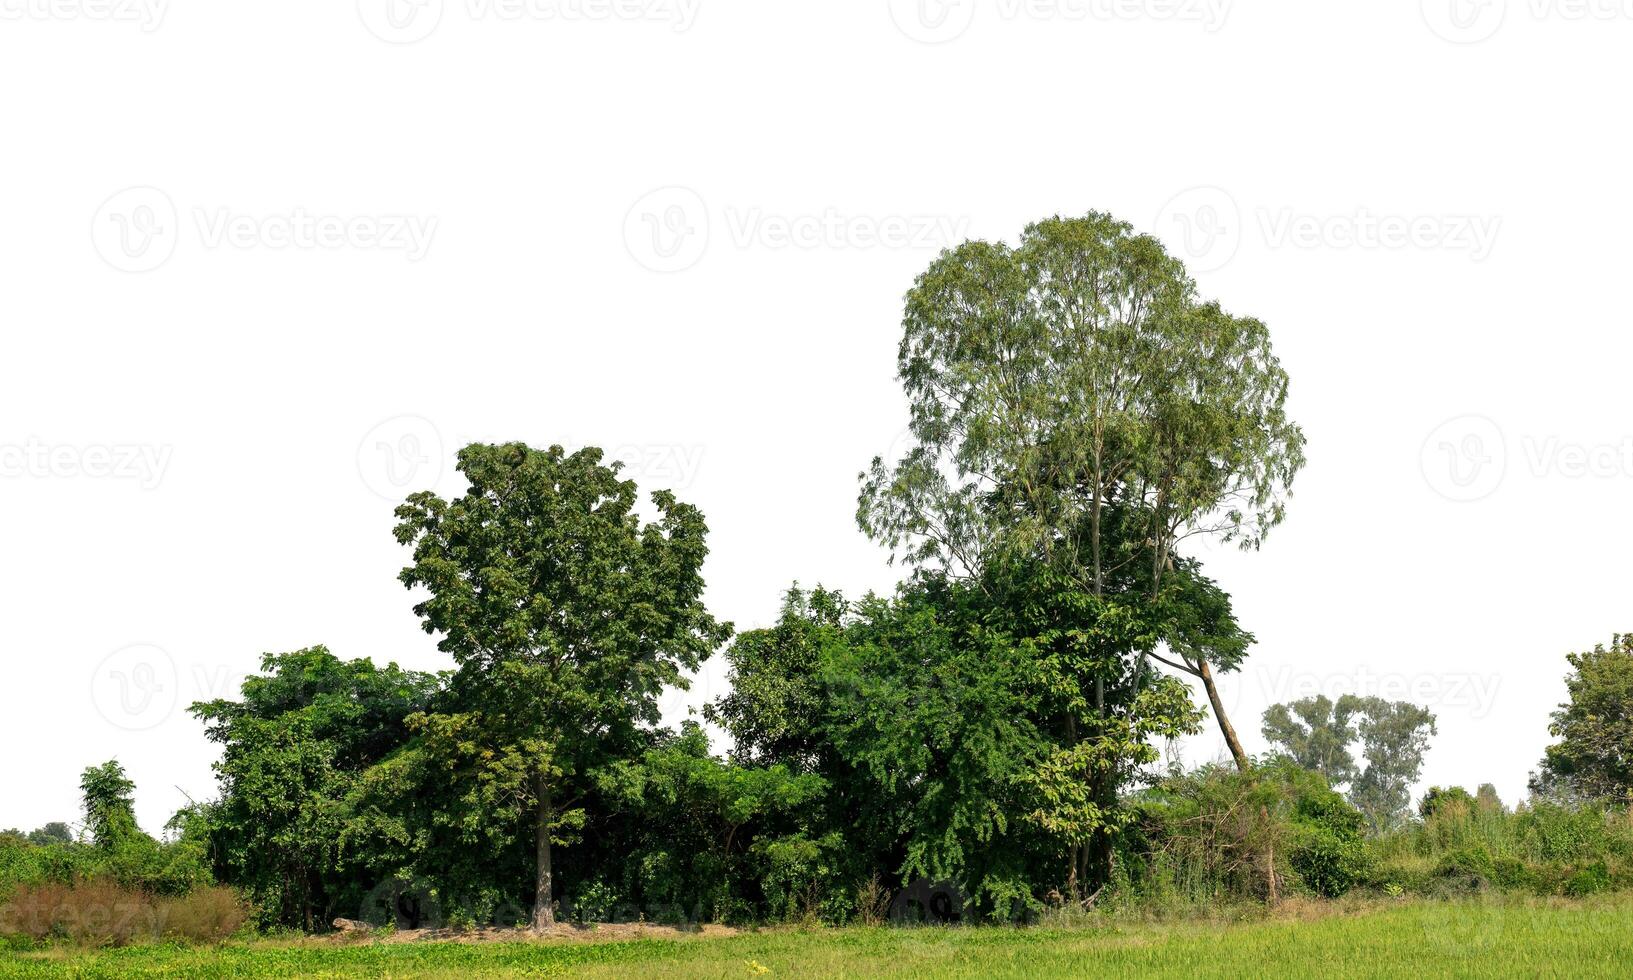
[79,760,139,850]
[394,443,730,929]
[1532,634,1633,802]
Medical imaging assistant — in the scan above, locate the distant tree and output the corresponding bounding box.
[1419,783,1505,819]
[1261,696,1435,832]
[26,822,74,846]
[1532,634,1633,802]
[79,760,139,849]
[1260,695,1363,787]
[1417,785,1475,818]
[394,443,730,930]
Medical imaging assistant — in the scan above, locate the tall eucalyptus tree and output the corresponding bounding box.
[859,212,1304,772]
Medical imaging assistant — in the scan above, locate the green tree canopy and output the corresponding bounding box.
[1532,634,1633,803]
[189,646,443,929]
[859,212,1304,771]
[393,442,731,929]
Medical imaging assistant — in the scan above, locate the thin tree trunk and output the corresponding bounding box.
[1264,813,1278,904]
[1198,656,1250,772]
[532,775,555,931]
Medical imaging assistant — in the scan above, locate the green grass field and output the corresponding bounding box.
[5,896,1631,978]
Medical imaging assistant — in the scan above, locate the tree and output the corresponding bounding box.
[80,760,139,849]
[859,213,1304,773]
[189,647,443,929]
[393,443,730,930]
[1532,633,1633,802]
[710,572,1202,916]
[1348,698,1436,833]
[704,586,848,773]
[1260,695,1363,788]
[1262,695,1436,832]
[26,822,74,846]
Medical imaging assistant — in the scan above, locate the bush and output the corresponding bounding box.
[1367,785,1633,898]
[1128,759,1370,906]
[1564,860,1612,897]
[0,881,246,946]
[1288,783,1368,898]
[568,881,619,924]
[1433,846,1496,889]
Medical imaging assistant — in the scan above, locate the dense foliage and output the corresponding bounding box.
[1532,634,1633,803]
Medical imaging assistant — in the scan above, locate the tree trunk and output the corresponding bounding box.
[1198,657,1250,772]
[531,775,555,931]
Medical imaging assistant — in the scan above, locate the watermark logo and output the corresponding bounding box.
[1420,417,1633,502]
[624,186,711,273]
[0,0,167,30]
[361,876,444,929]
[358,415,444,500]
[91,644,179,731]
[1155,186,1240,273]
[889,0,978,43]
[1421,0,1507,42]
[1157,187,1501,272]
[623,187,970,272]
[889,878,968,924]
[92,187,178,273]
[1421,415,1506,503]
[1424,0,1633,43]
[358,0,444,43]
[93,187,438,272]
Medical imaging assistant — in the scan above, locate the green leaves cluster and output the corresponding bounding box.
[1533,633,1633,803]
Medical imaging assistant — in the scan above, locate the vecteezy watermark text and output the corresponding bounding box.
[1259,665,1503,719]
[1154,187,1501,273]
[623,187,969,272]
[0,0,166,30]
[0,440,172,490]
[92,186,438,273]
[194,209,437,260]
[888,0,1230,43]
[357,0,701,43]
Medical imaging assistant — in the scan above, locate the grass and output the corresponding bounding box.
[5,895,1633,977]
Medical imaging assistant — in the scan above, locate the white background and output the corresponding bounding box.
[3,0,1631,835]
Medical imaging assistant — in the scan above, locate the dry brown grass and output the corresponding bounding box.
[0,880,247,945]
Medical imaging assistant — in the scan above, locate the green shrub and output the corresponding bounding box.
[1433,846,1496,889]
[1130,759,1370,904]
[1564,860,1612,897]
[568,881,619,924]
